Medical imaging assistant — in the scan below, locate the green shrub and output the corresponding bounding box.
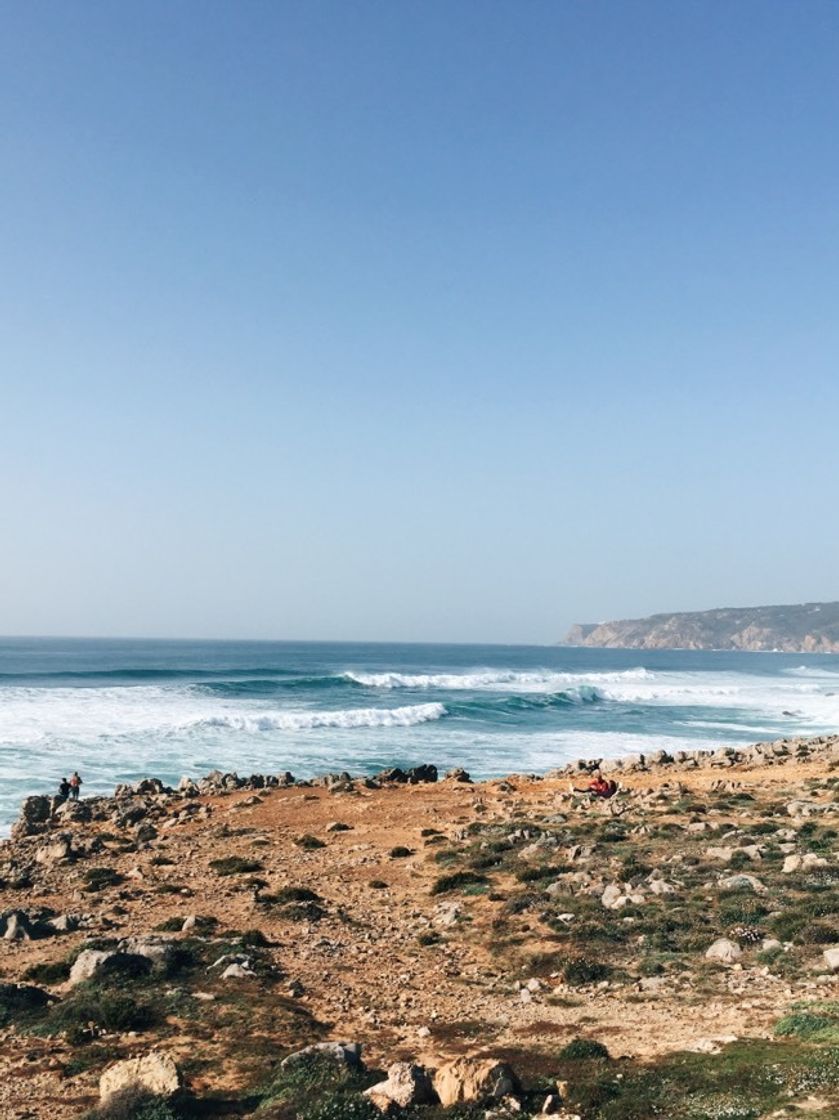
[210,856,264,876]
[430,871,488,895]
[84,1086,178,1120]
[263,886,321,904]
[41,989,155,1039]
[775,1012,834,1038]
[23,959,72,985]
[560,1037,611,1060]
[563,957,612,986]
[0,983,51,1027]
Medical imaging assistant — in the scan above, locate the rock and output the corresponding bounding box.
[47,914,79,934]
[648,879,676,896]
[364,1062,436,1112]
[802,852,828,869]
[639,976,667,992]
[2,911,32,941]
[280,1042,364,1071]
[705,938,742,964]
[35,836,73,866]
[122,937,174,970]
[69,949,117,985]
[823,948,839,972]
[718,874,767,894]
[542,1094,562,1114]
[99,1051,181,1101]
[134,822,159,844]
[601,884,625,910]
[326,821,353,832]
[782,855,802,874]
[434,1058,521,1107]
[761,938,782,952]
[12,795,53,839]
[705,847,734,864]
[181,916,197,932]
[445,768,472,782]
[221,962,254,979]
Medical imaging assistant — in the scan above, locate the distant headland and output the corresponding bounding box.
[565,600,839,653]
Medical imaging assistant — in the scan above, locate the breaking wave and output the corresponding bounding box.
[193,702,447,733]
[343,668,651,691]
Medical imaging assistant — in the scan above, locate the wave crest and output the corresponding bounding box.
[193,702,447,733]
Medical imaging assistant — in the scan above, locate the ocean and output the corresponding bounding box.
[1,636,838,833]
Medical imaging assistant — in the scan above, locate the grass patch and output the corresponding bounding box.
[210,856,264,876]
[430,871,489,895]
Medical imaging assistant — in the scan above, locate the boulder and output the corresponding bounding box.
[35,836,73,866]
[69,948,118,986]
[280,1041,364,1071]
[823,948,839,972]
[2,911,32,941]
[434,1058,521,1107]
[445,768,472,782]
[782,855,802,874]
[221,962,255,980]
[705,938,742,964]
[99,1051,181,1101]
[705,847,733,864]
[11,796,52,839]
[364,1062,436,1112]
[718,874,767,894]
[601,884,625,910]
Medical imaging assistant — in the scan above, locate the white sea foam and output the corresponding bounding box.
[194,703,446,732]
[344,668,653,691]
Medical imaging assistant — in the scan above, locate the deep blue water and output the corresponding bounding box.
[1,637,838,830]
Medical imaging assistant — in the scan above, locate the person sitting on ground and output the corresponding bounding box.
[571,771,617,799]
[58,777,70,801]
[69,771,83,801]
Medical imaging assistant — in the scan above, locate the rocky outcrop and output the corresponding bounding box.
[364,1062,436,1112]
[433,1058,521,1107]
[565,601,839,652]
[99,1051,181,1100]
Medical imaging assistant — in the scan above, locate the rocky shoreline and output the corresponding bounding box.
[2,734,839,1119]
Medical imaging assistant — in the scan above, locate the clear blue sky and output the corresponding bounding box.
[2,1,838,643]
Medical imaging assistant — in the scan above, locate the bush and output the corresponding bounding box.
[23,959,72,985]
[563,957,612,986]
[775,1011,834,1039]
[210,856,264,876]
[294,835,326,850]
[263,886,322,904]
[389,846,413,858]
[239,928,270,948]
[42,989,155,1039]
[430,871,489,895]
[84,1086,179,1120]
[83,867,124,892]
[560,1037,611,1060]
[0,983,51,1027]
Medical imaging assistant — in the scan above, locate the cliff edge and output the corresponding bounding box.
[565,600,839,652]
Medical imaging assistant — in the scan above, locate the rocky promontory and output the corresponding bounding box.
[2,741,839,1119]
[565,600,839,652]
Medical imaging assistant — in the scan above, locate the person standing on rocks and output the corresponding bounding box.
[52,777,70,813]
[69,771,83,801]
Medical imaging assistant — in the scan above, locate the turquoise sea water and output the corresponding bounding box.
[1,637,838,831]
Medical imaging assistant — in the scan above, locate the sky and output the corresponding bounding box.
[2,0,838,644]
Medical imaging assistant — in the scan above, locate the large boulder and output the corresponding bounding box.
[434,1058,521,1107]
[69,949,118,986]
[99,1052,181,1101]
[279,1041,364,1071]
[11,796,52,839]
[364,1062,436,1112]
[823,948,839,972]
[705,938,742,964]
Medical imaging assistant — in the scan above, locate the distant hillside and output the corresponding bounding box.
[565,601,839,653]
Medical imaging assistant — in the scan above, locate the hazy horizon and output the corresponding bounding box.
[4,2,838,644]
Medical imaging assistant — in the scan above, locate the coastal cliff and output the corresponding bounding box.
[565,600,839,652]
